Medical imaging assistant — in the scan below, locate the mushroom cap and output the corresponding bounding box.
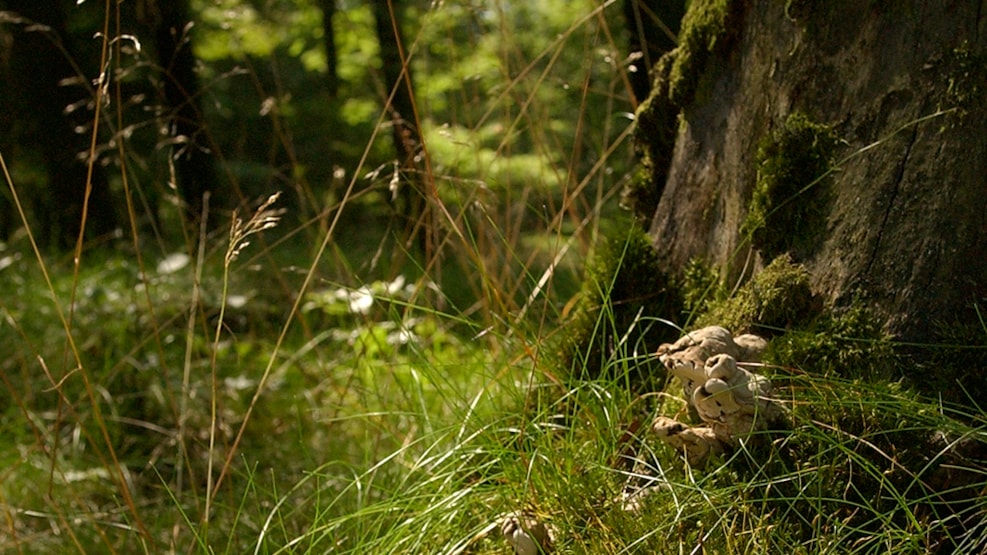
[659,327,746,402]
[693,380,744,421]
[652,415,688,439]
[652,416,723,465]
[661,353,704,380]
[734,333,768,362]
[502,512,553,555]
[658,326,740,361]
[703,377,731,395]
[705,353,740,381]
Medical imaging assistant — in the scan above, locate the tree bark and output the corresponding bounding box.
[640,0,987,343]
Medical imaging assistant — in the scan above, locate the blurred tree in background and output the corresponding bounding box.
[1,0,119,247]
[148,0,220,227]
[1,0,667,255]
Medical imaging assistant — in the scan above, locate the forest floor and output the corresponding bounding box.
[1,211,986,554]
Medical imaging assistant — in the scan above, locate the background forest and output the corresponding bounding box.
[1,0,665,551]
[2,1,987,554]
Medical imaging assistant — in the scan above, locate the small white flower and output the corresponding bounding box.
[347,287,374,314]
[157,252,189,274]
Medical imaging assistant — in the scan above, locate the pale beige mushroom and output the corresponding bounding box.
[705,353,775,415]
[657,326,740,362]
[692,353,779,445]
[501,511,554,555]
[652,416,727,466]
[657,326,734,402]
[693,375,743,418]
[734,333,768,362]
[653,327,777,467]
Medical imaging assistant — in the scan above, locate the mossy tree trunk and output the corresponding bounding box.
[622,0,686,106]
[636,0,987,346]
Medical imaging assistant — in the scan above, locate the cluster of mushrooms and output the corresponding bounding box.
[652,325,781,466]
[501,326,782,554]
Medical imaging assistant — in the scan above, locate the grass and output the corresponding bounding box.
[5,226,985,553]
[2,1,987,554]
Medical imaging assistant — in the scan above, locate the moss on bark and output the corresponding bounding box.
[741,112,839,260]
[693,254,818,335]
[625,0,745,224]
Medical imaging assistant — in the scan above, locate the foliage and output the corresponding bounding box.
[414,0,633,213]
[737,374,987,554]
[1,0,643,550]
[902,314,987,403]
[252,360,987,554]
[0,237,503,552]
[3,1,987,554]
[195,0,326,66]
[742,112,840,259]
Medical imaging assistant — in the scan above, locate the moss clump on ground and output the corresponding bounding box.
[693,254,817,335]
[768,302,896,381]
[685,254,894,381]
[742,112,839,260]
[554,225,681,387]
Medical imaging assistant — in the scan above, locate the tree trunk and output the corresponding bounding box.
[147,0,217,227]
[371,0,427,252]
[638,0,987,345]
[2,0,119,248]
[622,0,685,106]
[317,0,339,99]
